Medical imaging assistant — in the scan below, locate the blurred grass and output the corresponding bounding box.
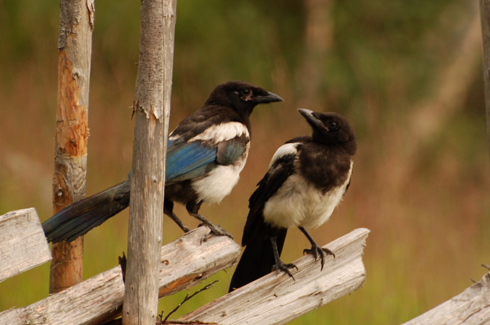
[1,0,489,324]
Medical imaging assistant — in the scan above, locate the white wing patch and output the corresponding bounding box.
[189,122,249,144]
[263,160,353,229]
[268,143,299,168]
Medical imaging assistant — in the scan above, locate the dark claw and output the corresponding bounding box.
[304,246,335,270]
[272,260,298,280]
[200,223,233,243]
[191,212,233,242]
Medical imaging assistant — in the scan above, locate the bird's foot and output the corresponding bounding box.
[272,260,298,280]
[303,245,335,270]
[198,222,233,242]
[191,212,233,241]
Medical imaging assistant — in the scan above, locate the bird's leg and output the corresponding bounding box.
[299,227,334,270]
[271,236,297,279]
[164,200,191,233]
[186,201,233,240]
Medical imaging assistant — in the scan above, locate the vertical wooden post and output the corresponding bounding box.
[480,0,490,161]
[50,0,94,294]
[122,0,176,324]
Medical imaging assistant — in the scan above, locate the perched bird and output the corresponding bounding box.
[229,108,356,292]
[43,81,283,243]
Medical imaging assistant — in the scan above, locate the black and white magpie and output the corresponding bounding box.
[229,108,357,291]
[43,80,283,243]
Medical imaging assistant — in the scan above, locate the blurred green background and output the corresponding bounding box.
[0,0,489,323]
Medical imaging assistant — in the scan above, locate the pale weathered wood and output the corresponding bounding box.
[122,0,176,323]
[179,228,370,325]
[51,0,95,294]
[0,227,240,325]
[402,271,490,325]
[0,208,51,283]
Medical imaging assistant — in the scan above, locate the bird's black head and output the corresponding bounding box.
[204,80,283,117]
[298,108,357,155]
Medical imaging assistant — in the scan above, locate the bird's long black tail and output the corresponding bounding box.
[42,181,129,243]
[229,220,287,292]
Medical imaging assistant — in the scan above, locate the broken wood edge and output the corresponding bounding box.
[402,271,490,325]
[0,226,240,325]
[0,208,51,283]
[178,228,370,325]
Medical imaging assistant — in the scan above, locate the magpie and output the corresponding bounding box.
[43,80,283,243]
[228,108,356,292]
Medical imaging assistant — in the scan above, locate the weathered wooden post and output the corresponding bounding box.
[122,0,176,324]
[50,0,95,294]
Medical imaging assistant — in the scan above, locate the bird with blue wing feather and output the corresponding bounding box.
[43,81,283,243]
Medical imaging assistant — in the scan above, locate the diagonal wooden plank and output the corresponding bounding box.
[178,228,370,325]
[0,226,240,325]
[402,271,490,325]
[0,208,51,282]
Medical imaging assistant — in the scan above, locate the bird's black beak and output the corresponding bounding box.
[255,91,284,104]
[298,108,325,130]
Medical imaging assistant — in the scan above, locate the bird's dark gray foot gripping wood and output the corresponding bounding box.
[271,236,297,279]
[193,213,234,241]
[299,226,335,271]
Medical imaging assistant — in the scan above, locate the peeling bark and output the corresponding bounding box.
[50,0,94,295]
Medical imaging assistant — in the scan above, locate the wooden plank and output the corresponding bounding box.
[178,228,370,325]
[402,271,490,325]
[0,208,51,283]
[0,226,240,325]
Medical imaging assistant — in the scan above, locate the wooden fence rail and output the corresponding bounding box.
[0,208,51,283]
[178,228,369,325]
[0,226,239,325]
[0,207,371,325]
[3,206,489,325]
[403,270,490,325]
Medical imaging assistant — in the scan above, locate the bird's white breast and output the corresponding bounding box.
[263,160,353,229]
[191,142,250,204]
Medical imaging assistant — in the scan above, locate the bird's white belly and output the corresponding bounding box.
[263,172,350,229]
[192,153,248,204]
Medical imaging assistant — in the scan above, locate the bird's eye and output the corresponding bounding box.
[242,89,250,95]
[327,120,338,129]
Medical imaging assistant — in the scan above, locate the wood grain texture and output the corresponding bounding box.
[0,208,51,283]
[402,271,490,325]
[0,227,240,325]
[51,0,95,294]
[179,228,370,325]
[122,0,176,323]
